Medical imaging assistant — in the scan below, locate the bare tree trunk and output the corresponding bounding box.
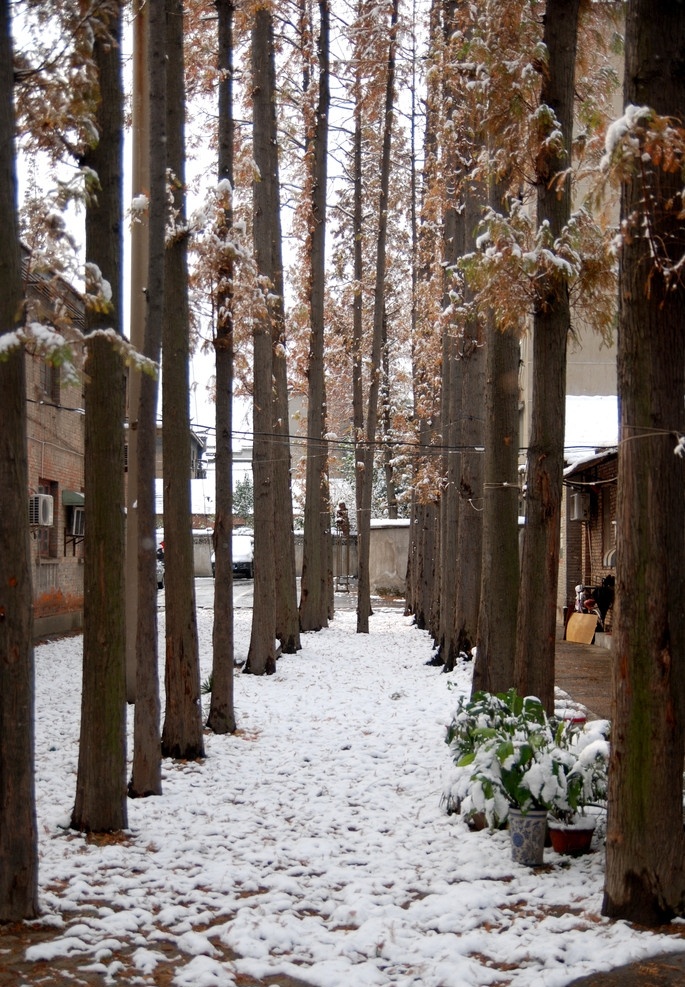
[380,309,398,518]
[602,0,685,924]
[473,178,519,695]
[130,0,165,795]
[453,192,485,661]
[246,4,277,675]
[405,0,440,630]
[0,0,38,916]
[160,0,204,758]
[357,0,399,633]
[300,0,332,633]
[72,1,128,831]
[207,0,236,733]
[514,0,579,712]
[125,0,148,702]
[256,6,301,656]
[351,67,365,563]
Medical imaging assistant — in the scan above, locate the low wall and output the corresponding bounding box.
[293,520,409,595]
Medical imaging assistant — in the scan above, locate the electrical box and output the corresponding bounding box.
[569,491,590,522]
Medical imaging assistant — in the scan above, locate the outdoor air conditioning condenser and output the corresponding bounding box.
[29,493,54,527]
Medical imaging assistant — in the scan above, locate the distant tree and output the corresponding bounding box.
[299,0,332,634]
[129,0,165,797]
[161,0,204,758]
[233,473,254,521]
[0,0,38,919]
[72,0,128,832]
[207,0,237,734]
[356,0,400,634]
[602,0,685,924]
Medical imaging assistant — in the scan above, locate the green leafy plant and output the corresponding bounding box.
[443,689,609,829]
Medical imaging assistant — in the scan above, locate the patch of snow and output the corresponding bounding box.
[29,607,685,986]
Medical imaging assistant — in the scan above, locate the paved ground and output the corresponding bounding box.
[555,633,685,986]
[554,633,612,720]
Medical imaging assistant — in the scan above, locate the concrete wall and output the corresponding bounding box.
[368,521,410,595]
[193,529,214,577]
[293,521,410,595]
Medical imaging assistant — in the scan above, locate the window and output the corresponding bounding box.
[39,358,60,404]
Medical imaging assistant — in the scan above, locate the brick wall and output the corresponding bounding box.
[25,280,86,625]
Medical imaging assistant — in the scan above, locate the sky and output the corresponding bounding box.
[26,603,685,987]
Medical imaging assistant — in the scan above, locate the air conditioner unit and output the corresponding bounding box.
[70,506,85,537]
[569,491,590,522]
[29,493,54,527]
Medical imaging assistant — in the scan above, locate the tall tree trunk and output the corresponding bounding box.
[253,5,301,656]
[437,5,463,664]
[380,309,398,518]
[207,0,236,733]
[514,0,580,712]
[300,0,332,632]
[72,1,128,831]
[437,272,462,667]
[602,0,685,924]
[406,0,440,631]
[351,63,365,567]
[357,0,399,633]
[125,0,149,702]
[130,0,165,796]
[473,182,519,695]
[453,192,485,661]
[246,4,277,675]
[160,0,204,758]
[0,0,38,918]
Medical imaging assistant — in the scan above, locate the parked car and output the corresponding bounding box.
[156,555,165,589]
[211,532,254,579]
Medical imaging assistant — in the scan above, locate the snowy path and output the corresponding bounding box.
[29,609,685,987]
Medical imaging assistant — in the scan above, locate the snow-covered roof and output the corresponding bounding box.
[564,395,618,464]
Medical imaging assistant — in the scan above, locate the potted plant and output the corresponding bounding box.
[545,718,610,855]
[444,689,610,865]
[444,690,553,864]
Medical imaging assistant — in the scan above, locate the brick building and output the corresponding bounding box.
[24,252,86,636]
[561,449,618,632]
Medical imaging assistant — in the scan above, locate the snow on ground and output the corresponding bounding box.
[31,606,685,987]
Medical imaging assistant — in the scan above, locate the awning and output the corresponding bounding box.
[62,490,85,506]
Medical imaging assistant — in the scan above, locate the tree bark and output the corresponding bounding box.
[454,336,485,659]
[357,0,399,633]
[130,0,165,795]
[207,0,237,733]
[254,4,301,656]
[125,0,149,702]
[514,0,580,712]
[602,0,685,924]
[473,183,520,695]
[72,1,128,831]
[299,0,332,633]
[437,233,462,667]
[160,0,204,758]
[246,4,277,676]
[0,0,38,918]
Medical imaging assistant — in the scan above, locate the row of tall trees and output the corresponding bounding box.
[3,0,685,930]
